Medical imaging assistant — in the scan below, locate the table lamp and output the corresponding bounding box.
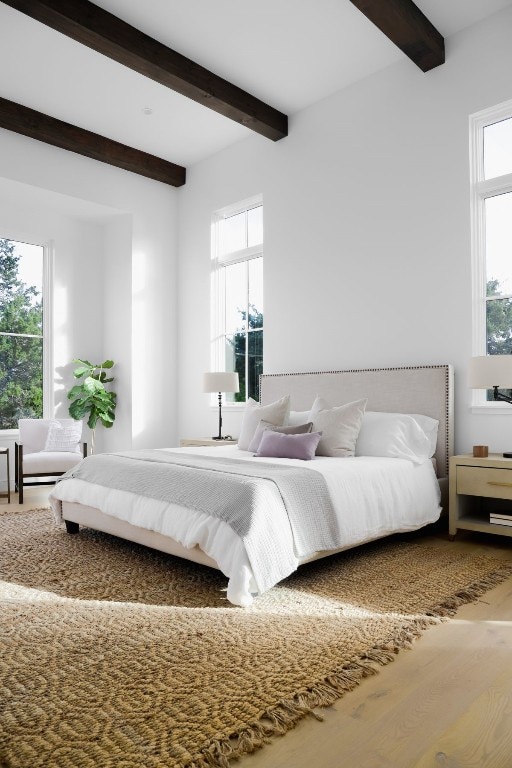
[468,355,512,457]
[203,372,239,440]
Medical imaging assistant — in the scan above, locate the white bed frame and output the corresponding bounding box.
[61,364,454,570]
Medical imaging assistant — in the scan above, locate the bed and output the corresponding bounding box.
[49,364,454,606]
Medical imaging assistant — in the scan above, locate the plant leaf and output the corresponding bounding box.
[83,377,104,394]
[101,360,114,369]
[69,401,89,419]
[67,385,83,399]
[73,366,91,379]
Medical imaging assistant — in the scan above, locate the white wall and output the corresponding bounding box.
[178,5,512,454]
[0,129,179,490]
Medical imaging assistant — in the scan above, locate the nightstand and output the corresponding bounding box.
[179,438,237,447]
[449,453,512,539]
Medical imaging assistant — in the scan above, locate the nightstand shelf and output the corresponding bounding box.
[180,438,237,447]
[449,454,512,539]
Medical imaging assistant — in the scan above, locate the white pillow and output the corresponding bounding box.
[237,396,290,451]
[309,396,367,457]
[408,413,439,457]
[44,420,82,453]
[287,410,311,427]
[355,411,438,464]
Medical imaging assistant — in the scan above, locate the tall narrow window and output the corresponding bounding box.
[212,198,263,402]
[470,102,512,404]
[0,238,46,429]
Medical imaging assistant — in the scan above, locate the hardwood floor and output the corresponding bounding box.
[244,532,512,768]
[4,490,512,767]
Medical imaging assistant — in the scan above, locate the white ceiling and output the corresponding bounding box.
[1,0,511,169]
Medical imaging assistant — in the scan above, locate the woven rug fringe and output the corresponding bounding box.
[188,560,512,768]
[428,561,512,618]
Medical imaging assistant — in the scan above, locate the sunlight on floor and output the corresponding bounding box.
[1,580,63,601]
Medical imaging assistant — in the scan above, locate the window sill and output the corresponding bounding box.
[0,429,19,439]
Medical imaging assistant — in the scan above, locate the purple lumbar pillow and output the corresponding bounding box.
[255,430,322,461]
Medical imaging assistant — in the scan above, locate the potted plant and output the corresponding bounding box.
[68,359,117,454]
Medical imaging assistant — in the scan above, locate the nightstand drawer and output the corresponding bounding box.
[457,466,512,500]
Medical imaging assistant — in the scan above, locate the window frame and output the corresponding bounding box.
[211,195,263,407]
[0,236,53,437]
[469,99,512,412]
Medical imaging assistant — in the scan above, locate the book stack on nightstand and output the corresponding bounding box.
[489,510,512,527]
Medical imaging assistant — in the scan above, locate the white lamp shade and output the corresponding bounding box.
[468,356,512,388]
[203,371,240,393]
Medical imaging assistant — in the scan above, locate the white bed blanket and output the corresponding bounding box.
[49,446,441,607]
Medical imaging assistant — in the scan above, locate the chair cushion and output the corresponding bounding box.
[22,451,83,475]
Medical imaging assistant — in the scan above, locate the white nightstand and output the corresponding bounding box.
[179,438,237,447]
[449,453,512,539]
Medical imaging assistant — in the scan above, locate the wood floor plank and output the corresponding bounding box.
[415,672,512,768]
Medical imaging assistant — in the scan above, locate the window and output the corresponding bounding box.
[470,101,512,404]
[0,237,51,429]
[212,198,263,403]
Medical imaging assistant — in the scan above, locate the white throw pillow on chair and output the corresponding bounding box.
[43,420,83,453]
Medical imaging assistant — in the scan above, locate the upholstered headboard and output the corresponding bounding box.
[260,365,454,480]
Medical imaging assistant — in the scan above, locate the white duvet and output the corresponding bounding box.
[50,446,441,606]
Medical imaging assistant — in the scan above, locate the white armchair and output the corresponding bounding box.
[15,419,87,503]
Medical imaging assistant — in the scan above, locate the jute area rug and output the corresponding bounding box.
[1,508,512,768]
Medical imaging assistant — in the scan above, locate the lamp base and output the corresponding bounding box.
[211,436,223,440]
[503,452,512,458]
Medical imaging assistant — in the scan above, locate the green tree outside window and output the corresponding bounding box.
[486,278,512,400]
[0,239,43,429]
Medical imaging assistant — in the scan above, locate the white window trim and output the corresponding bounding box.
[469,99,512,413]
[43,240,54,420]
[0,237,53,438]
[210,195,263,407]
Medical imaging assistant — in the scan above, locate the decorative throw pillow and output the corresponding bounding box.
[355,411,438,464]
[255,430,322,461]
[237,395,290,451]
[44,420,82,453]
[248,420,314,453]
[309,396,367,457]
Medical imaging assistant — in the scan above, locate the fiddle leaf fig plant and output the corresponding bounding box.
[68,359,117,454]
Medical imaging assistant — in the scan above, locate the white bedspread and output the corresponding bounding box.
[49,446,441,607]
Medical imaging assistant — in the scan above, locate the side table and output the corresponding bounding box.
[180,438,237,447]
[0,447,10,503]
[449,453,512,539]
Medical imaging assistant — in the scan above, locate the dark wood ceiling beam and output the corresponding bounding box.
[2,0,288,141]
[0,96,186,187]
[349,0,445,72]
